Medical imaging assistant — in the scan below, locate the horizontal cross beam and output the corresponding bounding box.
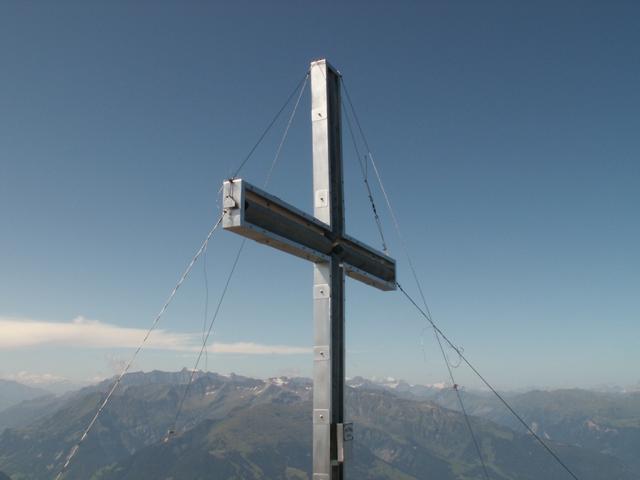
[222,179,396,291]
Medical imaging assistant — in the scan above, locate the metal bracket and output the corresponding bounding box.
[336,422,354,464]
[314,346,330,361]
[314,409,330,424]
[315,189,329,208]
[223,194,237,209]
[314,284,330,299]
[312,106,327,122]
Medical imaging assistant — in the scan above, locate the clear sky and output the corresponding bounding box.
[1,1,638,391]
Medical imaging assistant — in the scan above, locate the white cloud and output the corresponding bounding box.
[0,316,309,355]
[3,371,68,385]
[0,315,193,350]
[210,342,309,355]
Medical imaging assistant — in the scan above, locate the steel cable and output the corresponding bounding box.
[433,329,490,479]
[341,77,491,479]
[398,283,580,480]
[230,71,310,179]
[166,70,308,438]
[342,78,579,480]
[55,69,309,479]
[342,93,389,254]
[166,239,245,440]
[54,215,223,480]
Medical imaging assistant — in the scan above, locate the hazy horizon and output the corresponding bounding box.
[3,366,639,396]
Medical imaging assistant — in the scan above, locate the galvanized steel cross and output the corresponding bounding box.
[222,59,396,480]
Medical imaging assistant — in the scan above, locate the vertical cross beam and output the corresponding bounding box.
[311,59,345,480]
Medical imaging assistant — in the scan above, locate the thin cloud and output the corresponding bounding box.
[210,342,309,355]
[0,316,309,355]
[2,371,68,385]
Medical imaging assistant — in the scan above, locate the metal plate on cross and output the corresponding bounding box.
[343,422,354,442]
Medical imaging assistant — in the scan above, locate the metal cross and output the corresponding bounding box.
[222,58,396,480]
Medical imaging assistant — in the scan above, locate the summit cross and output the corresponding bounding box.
[222,58,396,480]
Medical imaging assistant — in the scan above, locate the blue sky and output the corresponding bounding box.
[0,1,638,390]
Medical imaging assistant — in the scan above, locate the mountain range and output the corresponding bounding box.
[0,371,638,479]
[0,380,50,412]
[357,376,640,474]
